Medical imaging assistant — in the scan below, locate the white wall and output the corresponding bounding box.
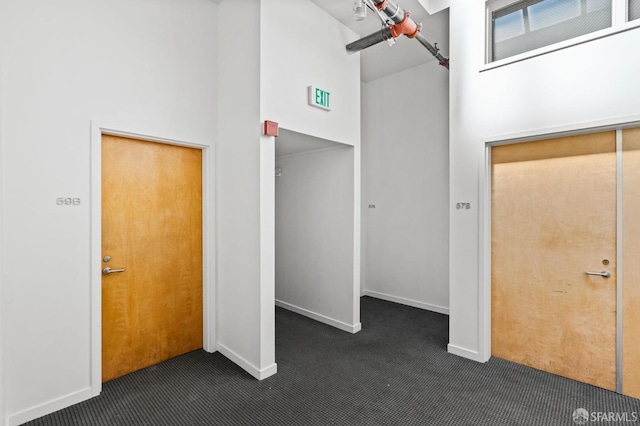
[448,2,640,361]
[216,0,362,380]
[361,62,450,314]
[260,0,361,146]
[216,0,277,381]
[0,0,218,424]
[275,143,358,332]
[260,0,362,331]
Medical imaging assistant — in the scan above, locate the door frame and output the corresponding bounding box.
[89,122,215,396]
[479,114,640,390]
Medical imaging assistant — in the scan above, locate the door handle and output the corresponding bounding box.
[103,267,126,275]
[585,270,610,278]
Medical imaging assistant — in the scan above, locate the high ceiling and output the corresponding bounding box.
[308,0,449,82]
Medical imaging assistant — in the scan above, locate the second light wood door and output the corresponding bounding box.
[491,131,617,391]
[102,135,203,382]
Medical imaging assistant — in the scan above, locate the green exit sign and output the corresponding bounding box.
[308,85,331,111]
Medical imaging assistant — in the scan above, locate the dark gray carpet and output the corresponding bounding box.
[27,296,640,425]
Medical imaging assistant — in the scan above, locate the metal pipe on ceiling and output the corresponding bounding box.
[345,0,449,69]
[346,27,393,54]
[415,33,449,69]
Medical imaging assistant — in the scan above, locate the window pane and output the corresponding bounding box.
[631,0,640,21]
[494,10,526,43]
[586,0,609,13]
[491,0,612,61]
[528,0,580,31]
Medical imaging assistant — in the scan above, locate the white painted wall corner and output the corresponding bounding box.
[217,343,277,381]
[447,344,489,363]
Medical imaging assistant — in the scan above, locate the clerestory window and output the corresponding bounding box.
[489,0,612,62]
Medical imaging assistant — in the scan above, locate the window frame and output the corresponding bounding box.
[484,0,639,69]
[630,0,640,21]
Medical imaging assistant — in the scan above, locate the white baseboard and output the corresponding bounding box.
[217,343,277,380]
[447,343,488,363]
[275,300,362,334]
[362,290,450,315]
[8,387,94,426]
[203,341,218,353]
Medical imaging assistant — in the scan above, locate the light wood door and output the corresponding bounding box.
[623,127,640,399]
[491,131,617,391]
[102,135,203,382]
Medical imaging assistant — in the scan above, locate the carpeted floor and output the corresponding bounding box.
[27,296,640,425]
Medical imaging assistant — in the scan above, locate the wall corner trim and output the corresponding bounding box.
[447,344,489,363]
[217,343,277,380]
[275,300,361,334]
[7,387,93,426]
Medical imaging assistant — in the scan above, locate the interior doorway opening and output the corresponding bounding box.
[274,129,361,334]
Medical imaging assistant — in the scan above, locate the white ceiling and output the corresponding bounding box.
[276,129,348,158]
[309,0,449,82]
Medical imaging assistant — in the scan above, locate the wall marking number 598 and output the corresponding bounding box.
[56,197,81,206]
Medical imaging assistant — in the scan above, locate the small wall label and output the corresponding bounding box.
[56,197,81,206]
[308,86,331,111]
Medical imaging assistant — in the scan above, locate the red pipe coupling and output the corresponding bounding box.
[390,11,419,39]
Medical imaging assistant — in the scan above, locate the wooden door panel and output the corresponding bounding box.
[492,131,617,391]
[623,127,640,398]
[102,135,203,382]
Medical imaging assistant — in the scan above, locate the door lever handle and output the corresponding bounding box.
[585,270,610,278]
[103,267,126,275]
